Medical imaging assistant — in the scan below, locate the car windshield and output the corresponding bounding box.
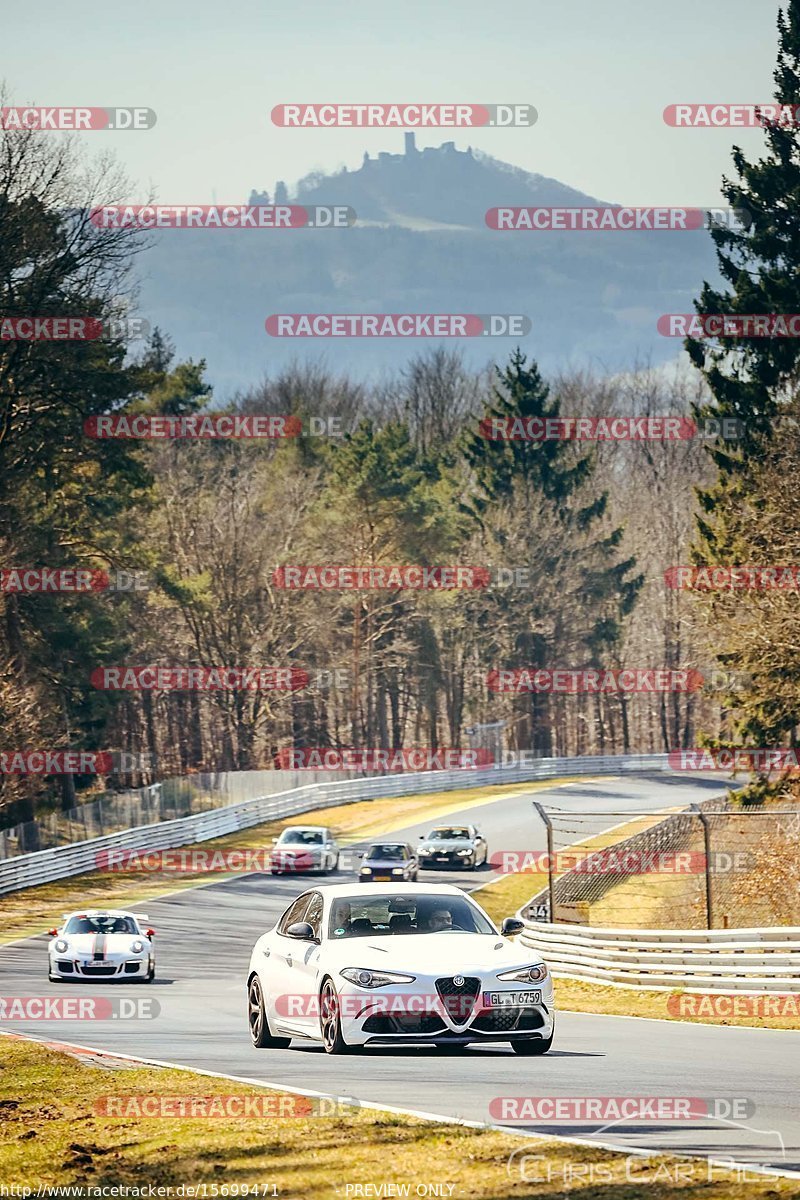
[278,829,324,845]
[328,894,495,939]
[367,844,405,860]
[64,915,138,935]
[427,828,470,841]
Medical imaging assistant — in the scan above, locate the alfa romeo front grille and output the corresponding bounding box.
[435,976,480,1023]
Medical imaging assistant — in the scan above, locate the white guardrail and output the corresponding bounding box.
[517,921,800,994]
[0,753,668,895]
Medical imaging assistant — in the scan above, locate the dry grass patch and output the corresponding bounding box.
[0,1036,795,1199]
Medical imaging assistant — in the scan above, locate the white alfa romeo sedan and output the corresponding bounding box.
[246,883,553,1055]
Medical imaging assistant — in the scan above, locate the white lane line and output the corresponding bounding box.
[1,1028,797,1180]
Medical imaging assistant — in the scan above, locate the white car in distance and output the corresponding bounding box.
[246,883,553,1055]
[269,825,340,875]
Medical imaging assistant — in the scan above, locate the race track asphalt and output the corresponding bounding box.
[2,772,797,1175]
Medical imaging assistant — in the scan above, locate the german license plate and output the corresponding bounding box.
[483,990,541,1007]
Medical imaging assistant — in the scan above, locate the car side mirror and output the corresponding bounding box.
[286,921,318,942]
[48,928,58,937]
[146,928,155,938]
[501,917,525,937]
[418,834,424,839]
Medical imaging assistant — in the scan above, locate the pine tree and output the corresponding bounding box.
[688,2,800,747]
[461,350,642,754]
[461,348,594,519]
[690,1,800,541]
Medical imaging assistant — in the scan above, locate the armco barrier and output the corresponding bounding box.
[0,753,668,895]
[517,919,800,994]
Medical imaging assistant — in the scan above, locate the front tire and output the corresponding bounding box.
[511,1032,553,1056]
[248,975,291,1048]
[320,978,352,1054]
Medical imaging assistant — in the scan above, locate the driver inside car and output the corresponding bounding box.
[331,901,352,933]
[424,907,453,932]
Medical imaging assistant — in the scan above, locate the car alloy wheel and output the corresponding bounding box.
[320,978,351,1054]
[248,975,290,1049]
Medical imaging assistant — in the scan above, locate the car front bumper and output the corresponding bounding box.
[51,955,152,979]
[270,855,327,873]
[418,851,475,867]
[337,976,554,1046]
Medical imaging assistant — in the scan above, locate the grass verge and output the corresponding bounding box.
[1,1036,795,1198]
[553,977,800,1030]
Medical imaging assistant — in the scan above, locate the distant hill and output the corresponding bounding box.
[136,135,719,394]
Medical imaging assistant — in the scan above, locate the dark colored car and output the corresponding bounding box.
[358,842,419,883]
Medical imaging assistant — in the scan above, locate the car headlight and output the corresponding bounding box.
[359,867,372,875]
[130,940,145,954]
[496,963,549,983]
[419,847,432,855]
[54,938,69,954]
[391,867,404,875]
[457,848,472,856]
[339,968,417,988]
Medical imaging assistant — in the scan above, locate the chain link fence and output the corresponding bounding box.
[0,768,351,858]
[521,800,800,929]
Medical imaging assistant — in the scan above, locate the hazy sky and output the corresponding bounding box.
[3,0,787,206]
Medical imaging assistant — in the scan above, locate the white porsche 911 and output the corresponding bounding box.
[48,910,155,982]
[246,883,553,1055]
